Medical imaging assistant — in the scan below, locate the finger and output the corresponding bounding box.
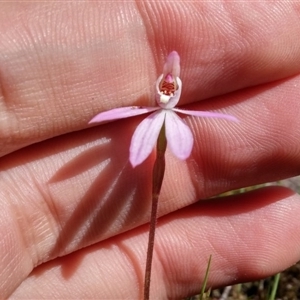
[1,2,300,155]
[9,187,300,299]
[139,1,300,100]
[185,74,300,198]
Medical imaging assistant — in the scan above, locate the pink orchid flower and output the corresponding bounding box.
[89,51,237,168]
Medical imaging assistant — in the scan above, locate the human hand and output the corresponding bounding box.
[1,2,300,299]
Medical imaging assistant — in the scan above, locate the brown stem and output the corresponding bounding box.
[143,123,167,300]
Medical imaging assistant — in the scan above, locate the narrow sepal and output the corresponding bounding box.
[173,108,239,122]
[89,107,158,123]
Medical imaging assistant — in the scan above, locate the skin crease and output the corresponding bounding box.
[0,1,300,299]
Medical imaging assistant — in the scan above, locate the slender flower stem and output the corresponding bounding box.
[143,123,167,300]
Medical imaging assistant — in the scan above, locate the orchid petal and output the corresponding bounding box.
[163,51,180,78]
[89,106,158,124]
[165,110,193,160]
[173,108,239,122]
[129,110,165,167]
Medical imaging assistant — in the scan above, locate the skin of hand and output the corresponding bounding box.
[1,1,300,299]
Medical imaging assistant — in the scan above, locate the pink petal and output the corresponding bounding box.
[130,110,166,167]
[89,106,158,124]
[173,108,239,122]
[165,110,193,160]
[163,51,180,78]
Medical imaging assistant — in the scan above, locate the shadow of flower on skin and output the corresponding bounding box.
[43,118,154,279]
